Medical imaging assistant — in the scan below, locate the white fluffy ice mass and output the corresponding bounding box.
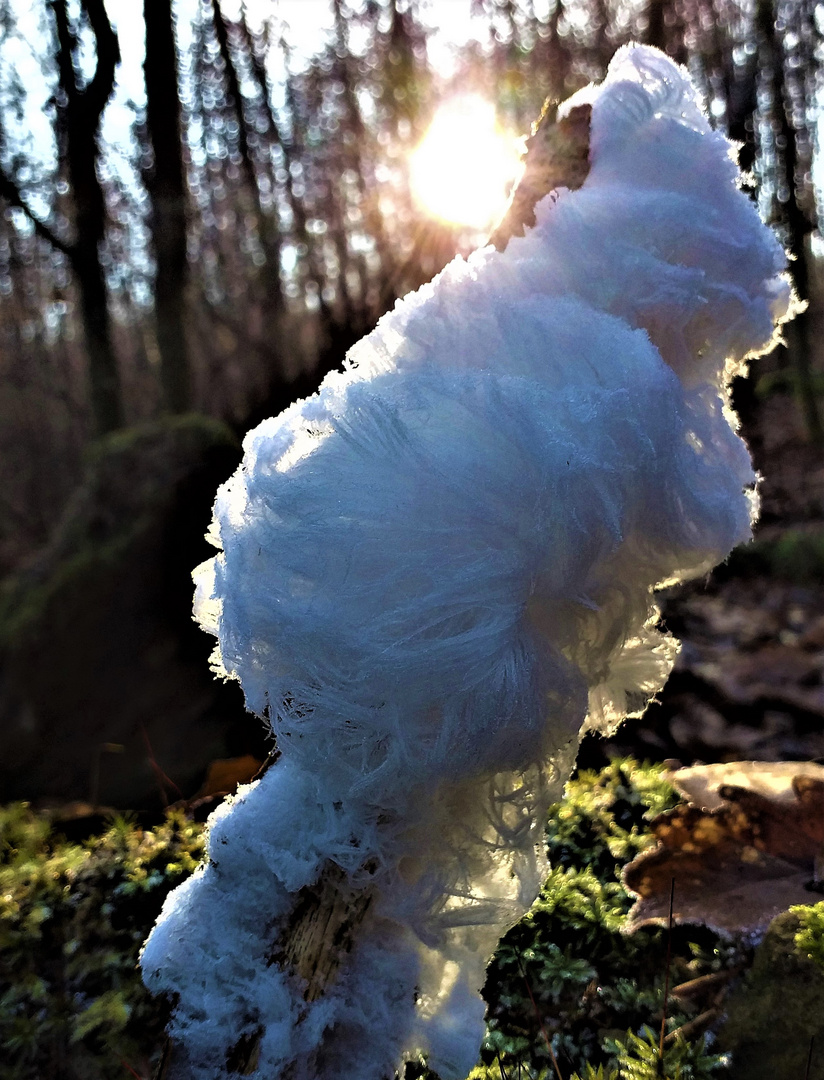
[141,45,790,1079]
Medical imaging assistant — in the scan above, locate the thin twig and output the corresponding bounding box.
[118,1057,144,1080]
[140,723,183,806]
[805,1035,814,1080]
[659,877,676,1071]
[0,166,74,259]
[664,1008,720,1047]
[516,954,564,1080]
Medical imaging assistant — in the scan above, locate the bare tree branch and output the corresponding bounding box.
[81,0,121,123]
[0,166,74,259]
[49,0,124,433]
[49,0,77,107]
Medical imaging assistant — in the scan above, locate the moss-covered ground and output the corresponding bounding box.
[2,761,822,1079]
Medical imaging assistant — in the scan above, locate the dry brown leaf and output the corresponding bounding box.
[670,760,824,811]
[623,761,824,935]
[194,754,264,800]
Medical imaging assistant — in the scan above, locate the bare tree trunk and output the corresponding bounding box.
[0,1,123,435]
[236,17,338,338]
[645,0,666,51]
[332,0,395,321]
[757,0,822,443]
[51,0,124,435]
[211,0,283,315]
[144,0,191,414]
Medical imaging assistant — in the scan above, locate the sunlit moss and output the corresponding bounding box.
[0,763,739,1079]
[794,900,824,971]
[474,760,731,1079]
[0,802,204,1080]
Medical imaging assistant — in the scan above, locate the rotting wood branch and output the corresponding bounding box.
[488,101,592,252]
[155,96,593,1080]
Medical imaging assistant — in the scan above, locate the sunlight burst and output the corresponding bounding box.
[409,96,520,231]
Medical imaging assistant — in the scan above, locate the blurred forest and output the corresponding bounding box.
[1,0,824,808]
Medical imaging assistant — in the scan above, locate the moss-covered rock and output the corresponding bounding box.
[794,900,824,972]
[0,415,264,808]
[723,523,824,585]
[715,906,824,1079]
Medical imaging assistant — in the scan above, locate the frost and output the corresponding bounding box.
[141,45,791,1079]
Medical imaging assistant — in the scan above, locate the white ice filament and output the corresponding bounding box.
[142,45,790,1080]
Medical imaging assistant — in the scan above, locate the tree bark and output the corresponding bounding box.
[278,99,591,999]
[51,0,124,435]
[756,0,822,443]
[488,102,592,252]
[144,0,191,414]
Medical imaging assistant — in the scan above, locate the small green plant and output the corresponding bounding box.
[0,802,204,1080]
[2,763,735,1080]
[468,1027,728,1080]
[600,1027,729,1079]
[475,761,732,1079]
[793,900,824,972]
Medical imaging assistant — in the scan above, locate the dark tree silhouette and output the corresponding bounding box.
[756,0,822,441]
[0,0,123,435]
[51,0,122,433]
[144,0,191,414]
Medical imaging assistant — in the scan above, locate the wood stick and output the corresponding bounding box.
[155,96,593,1080]
[489,101,592,251]
[259,96,593,1014]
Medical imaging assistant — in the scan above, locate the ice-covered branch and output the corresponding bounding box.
[142,45,791,1080]
[488,98,591,250]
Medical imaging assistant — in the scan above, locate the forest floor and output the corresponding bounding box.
[581,386,824,770]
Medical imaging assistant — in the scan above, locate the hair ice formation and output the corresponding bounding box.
[141,45,790,1079]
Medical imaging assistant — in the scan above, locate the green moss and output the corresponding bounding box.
[715,907,824,1080]
[793,900,824,972]
[724,524,824,585]
[476,761,731,1079]
[0,528,140,649]
[2,762,734,1080]
[0,413,239,649]
[0,413,244,808]
[0,803,204,1080]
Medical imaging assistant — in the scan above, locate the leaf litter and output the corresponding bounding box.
[623,761,824,935]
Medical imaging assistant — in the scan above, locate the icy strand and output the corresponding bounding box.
[141,45,791,1080]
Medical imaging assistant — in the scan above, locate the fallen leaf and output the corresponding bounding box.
[194,755,264,800]
[623,761,824,935]
[670,760,824,812]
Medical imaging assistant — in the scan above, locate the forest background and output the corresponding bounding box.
[3,3,824,1078]
[0,0,823,813]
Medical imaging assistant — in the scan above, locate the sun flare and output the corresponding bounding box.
[409,96,520,231]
